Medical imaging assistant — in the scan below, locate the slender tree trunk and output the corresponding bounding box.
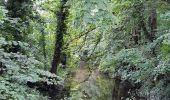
[149,7,157,42]
[50,0,68,74]
[133,29,139,45]
[112,76,121,100]
[137,1,157,43]
[40,27,47,69]
[133,26,141,45]
[48,0,69,98]
[137,3,150,41]
[149,3,157,55]
[132,2,142,45]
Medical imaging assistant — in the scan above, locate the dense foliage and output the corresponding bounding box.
[0,0,170,100]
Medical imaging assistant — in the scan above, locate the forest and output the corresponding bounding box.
[0,0,170,100]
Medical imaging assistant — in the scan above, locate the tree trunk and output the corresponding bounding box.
[40,27,47,69]
[50,0,68,74]
[112,76,121,100]
[136,2,150,42]
[149,6,157,42]
[148,2,157,55]
[133,26,141,45]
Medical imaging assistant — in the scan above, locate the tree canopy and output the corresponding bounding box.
[0,0,170,100]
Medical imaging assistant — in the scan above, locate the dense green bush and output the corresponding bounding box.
[0,37,63,100]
